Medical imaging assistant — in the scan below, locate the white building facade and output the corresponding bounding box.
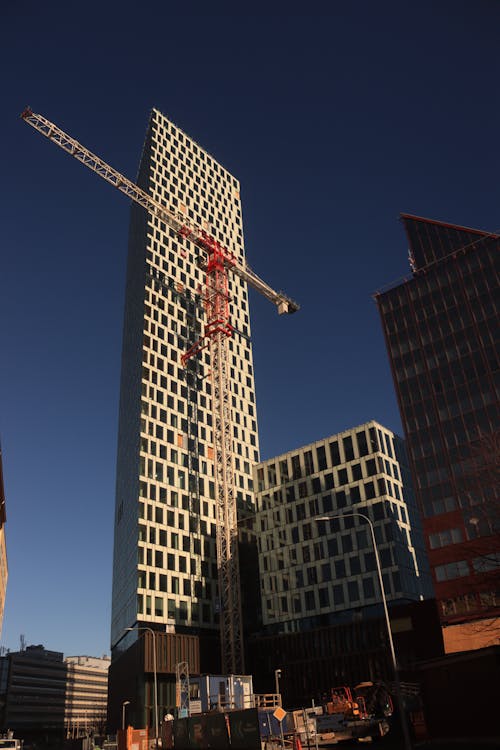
[64,655,110,737]
[254,421,433,632]
[110,109,259,654]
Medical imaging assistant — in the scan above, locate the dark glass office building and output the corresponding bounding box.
[375,215,499,641]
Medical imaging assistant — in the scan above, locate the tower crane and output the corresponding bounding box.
[21,107,298,675]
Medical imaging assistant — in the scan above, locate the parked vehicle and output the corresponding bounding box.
[0,738,23,750]
[297,683,393,746]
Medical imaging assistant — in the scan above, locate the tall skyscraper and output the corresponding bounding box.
[109,110,260,724]
[376,214,499,651]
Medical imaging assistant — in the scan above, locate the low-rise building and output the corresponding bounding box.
[0,646,110,741]
[0,645,67,740]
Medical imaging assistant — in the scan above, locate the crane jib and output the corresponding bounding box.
[21,105,299,674]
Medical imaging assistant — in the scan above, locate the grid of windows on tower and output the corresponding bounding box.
[253,421,432,631]
[377,245,498,520]
[112,108,261,637]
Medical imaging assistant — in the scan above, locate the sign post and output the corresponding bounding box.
[273,706,287,749]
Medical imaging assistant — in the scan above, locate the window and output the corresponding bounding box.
[349,556,361,575]
[267,463,277,487]
[350,485,361,503]
[322,494,333,513]
[336,490,347,509]
[435,560,469,582]
[304,450,314,475]
[338,468,348,485]
[356,431,368,456]
[292,454,302,479]
[348,580,359,601]
[329,441,340,465]
[363,577,375,598]
[305,590,316,611]
[324,472,335,490]
[352,463,362,481]
[473,553,500,573]
[327,537,338,556]
[364,481,375,499]
[316,445,327,471]
[307,567,318,585]
[335,559,346,577]
[319,588,330,608]
[333,584,344,604]
[343,436,354,461]
[429,528,463,549]
[309,497,319,516]
[341,534,353,554]
[279,460,289,482]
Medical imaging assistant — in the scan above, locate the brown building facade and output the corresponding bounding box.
[375,215,500,647]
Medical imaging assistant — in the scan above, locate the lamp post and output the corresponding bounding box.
[274,668,282,706]
[314,512,412,750]
[121,700,130,730]
[125,627,158,747]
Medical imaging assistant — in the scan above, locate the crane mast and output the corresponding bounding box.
[21,107,298,674]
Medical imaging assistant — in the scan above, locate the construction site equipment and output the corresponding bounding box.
[21,107,298,676]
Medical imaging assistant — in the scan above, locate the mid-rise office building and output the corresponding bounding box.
[109,109,260,727]
[375,215,500,651]
[248,421,437,705]
[0,645,67,740]
[64,655,110,738]
[254,420,432,634]
[0,647,110,741]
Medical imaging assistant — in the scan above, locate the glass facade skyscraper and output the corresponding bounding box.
[376,215,499,642]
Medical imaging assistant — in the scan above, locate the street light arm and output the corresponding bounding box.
[313,512,412,750]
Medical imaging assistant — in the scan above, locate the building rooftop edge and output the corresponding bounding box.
[257,419,401,466]
[400,212,500,238]
[151,107,240,188]
[374,214,500,298]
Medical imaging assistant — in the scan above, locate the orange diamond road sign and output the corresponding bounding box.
[273,707,287,722]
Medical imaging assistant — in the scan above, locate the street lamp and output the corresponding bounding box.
[314,512,412,750]
[274,668,282,706]
[122,700,130,730]
[125,627,158,747]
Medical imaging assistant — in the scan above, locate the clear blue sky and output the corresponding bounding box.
[1,3,499,658]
